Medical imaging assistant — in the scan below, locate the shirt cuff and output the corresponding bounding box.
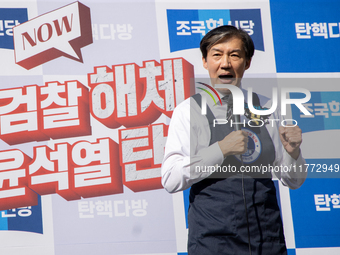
[190,142,224,180]
[200,141,224,167]
[281,150,307,189]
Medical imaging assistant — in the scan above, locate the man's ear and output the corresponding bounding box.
[245,58,252,70]
[202,56,208,70]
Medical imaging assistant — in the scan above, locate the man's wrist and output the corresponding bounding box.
[288,148,300,160]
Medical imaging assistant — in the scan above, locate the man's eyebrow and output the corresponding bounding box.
[210,48,242,53]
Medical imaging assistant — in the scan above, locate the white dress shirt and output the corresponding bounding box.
[161,88,307,193]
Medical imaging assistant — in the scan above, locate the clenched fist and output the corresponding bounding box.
[218,130,248,158]
[279,125,302,160]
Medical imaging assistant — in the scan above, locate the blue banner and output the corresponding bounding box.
[290,164,340,248]
[0,8,28,50]
[167,9,264,53]
[0,196,43,234]
[291,91,340,133]
[270,0,340,72]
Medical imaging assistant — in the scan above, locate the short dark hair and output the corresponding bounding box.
[200,25,254,61]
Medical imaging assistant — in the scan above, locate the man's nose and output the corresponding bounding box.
[220,54,231,68]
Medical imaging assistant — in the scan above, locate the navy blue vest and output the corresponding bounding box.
[188,94,287,255]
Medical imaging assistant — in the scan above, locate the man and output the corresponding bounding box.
[161,25,307,255]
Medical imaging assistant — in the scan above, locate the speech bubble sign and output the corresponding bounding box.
[13,1,92,70]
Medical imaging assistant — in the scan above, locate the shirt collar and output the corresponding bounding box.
[214,84,248,105]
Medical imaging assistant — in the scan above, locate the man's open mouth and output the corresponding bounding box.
[218,74,234,82]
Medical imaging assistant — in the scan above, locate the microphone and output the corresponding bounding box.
[228,93,251,255]
[227,94,243,163]
[227,94,242,131]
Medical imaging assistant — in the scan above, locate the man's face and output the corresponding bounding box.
[202,36,251,95]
